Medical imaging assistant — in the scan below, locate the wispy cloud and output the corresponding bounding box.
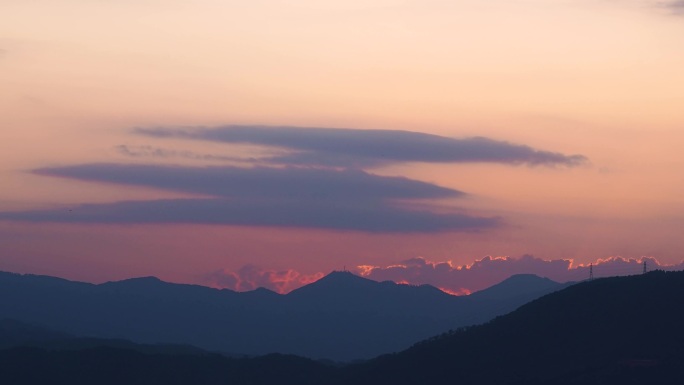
[115,145,256,163]
[667,0,684,11]
[135,126,589,168]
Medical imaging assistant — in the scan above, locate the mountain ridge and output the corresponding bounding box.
[0,269,568,361]
[1,271,681,384]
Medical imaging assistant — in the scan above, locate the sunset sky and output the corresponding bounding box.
[1,0,683,294]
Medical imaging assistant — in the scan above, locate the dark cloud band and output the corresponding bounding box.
[135,126,588,168]
[0,163,498,232]
[0,198,499,233]
[33,163,463,201]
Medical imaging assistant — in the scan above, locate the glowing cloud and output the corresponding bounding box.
[356,255,684,294]
[204,256,684,294]
[207,265,324,294]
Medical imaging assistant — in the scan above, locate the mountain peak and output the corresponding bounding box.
[113,276,163,284]
[286,271,378,298]
[469,274,563,300]
[98,276,167,291]
[321,270,363,280]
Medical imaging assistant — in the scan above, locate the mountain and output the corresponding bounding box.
[1,271,680,385]
[469,273,573,301]
[345,270,684,384]
[0,270,566,361]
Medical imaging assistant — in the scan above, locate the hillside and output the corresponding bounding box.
[346,270,684,384]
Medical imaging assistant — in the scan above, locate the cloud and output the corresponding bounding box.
[203,255,684,294]
[115,145,256,163]
[33,163,463,202]
[356,255,684,294]
[135,126,588,168]
[0,198,498,232]
[0,163,498,232]
[9,126,588,232]
[206,265,324,294]
[668,0,684,10]
[650,0,684,13]
[658,0,684,7]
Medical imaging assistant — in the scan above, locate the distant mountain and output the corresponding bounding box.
[345,270,684,384]
[469,273,572,301]
[0,270,566,361]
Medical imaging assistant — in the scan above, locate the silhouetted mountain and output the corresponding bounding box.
[1,271,680,385]
[345,270,684,384]
[0,270,566,361]
[469,273,571,301]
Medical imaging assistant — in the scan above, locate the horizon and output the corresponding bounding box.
[3,255,682,295]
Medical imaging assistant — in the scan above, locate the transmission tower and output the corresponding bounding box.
[589,263,593,281]
[643,260,647,274]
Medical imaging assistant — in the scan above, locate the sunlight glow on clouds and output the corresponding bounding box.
[205,255,684,294]
[207,265,324,294]
[356,255,684,294]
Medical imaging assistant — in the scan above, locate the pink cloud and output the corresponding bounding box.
[206,256,684,295]
[355,255,684,294]
[207,264,323,294]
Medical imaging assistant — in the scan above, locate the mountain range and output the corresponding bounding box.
[0,270,681,384]
[0,270,567,361]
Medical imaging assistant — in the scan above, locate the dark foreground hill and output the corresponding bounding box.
[0,271,680,385]
[346,270,684,385]
[0,319,208,356]
[0,270,564,360]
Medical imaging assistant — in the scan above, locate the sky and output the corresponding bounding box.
[1,0,684,294]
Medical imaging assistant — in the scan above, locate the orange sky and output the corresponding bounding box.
[1,0,683,289]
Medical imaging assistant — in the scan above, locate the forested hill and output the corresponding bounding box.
[346,270,684,385]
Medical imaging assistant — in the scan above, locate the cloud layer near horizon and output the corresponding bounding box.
[358,255,684,294]
[206,255,684,294]
[206,265,324,294]
[135,126,588,168]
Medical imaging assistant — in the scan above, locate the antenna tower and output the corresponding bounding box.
[589,263,593,281]
[643,260,647,274]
